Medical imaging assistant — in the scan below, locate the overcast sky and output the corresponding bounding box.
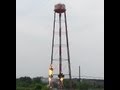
[16,0,104,79]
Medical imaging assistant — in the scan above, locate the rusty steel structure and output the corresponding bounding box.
[49,3,72,89]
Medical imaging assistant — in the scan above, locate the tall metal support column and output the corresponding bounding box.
[51,12,56,64]
[59,13,62,75]
[59,13,62,89]
[59,13,63,89]
[64,12,72,89]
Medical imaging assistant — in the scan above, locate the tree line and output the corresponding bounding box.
[16,76,48,90]
[16,76,104,90]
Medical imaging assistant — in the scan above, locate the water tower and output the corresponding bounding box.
[49,3,72,89]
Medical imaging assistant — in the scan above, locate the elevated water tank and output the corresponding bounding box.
[54,3,66,13]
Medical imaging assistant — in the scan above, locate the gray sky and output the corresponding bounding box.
[16,0,104,79]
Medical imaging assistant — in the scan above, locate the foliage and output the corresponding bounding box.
[41,85,49,90]
[16,76,44,90]
[33,77,42,84]
[34,84,42,90]
[16,76,104,90]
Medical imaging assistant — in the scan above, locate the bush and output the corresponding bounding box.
[41,85,49,90]
[34,84,42,90]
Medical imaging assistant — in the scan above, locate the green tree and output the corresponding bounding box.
[42,85,49,90]
[19,76,32,83]
[78,82,90,90]
[17,76,32,87]
[34,84,42,90]
[33,77,42,84]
